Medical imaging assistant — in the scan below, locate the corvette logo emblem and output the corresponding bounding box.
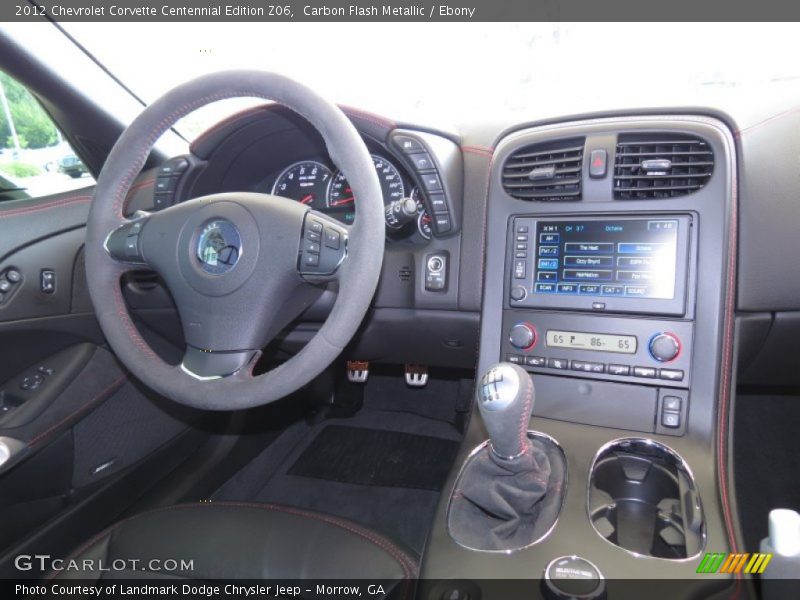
[197,219,241,275]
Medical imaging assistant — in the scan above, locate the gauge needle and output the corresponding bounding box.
[299,194,314,205]
[331,197,354,206]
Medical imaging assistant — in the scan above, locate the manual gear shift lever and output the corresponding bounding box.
[477,362,535,459]
[447,361,566,551]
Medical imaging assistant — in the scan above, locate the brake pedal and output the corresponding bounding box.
[405,363,429,387]
[346,360,369,383]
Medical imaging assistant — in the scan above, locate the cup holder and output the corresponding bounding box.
[588,438,705,560]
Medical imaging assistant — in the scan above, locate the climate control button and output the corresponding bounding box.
[509,322,537,350]
[649,332,681,362]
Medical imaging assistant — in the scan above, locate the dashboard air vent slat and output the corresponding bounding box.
[502,138,585,201]
[614,133,714,199]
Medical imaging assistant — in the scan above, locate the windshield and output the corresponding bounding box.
[40,23,800,139]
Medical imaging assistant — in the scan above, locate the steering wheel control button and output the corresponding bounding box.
[543,555,605,600]
[196,219,242,275]
[5,270,21,284]
[649,332,681,362]
[153,156,190,211]
[158,157,189,176]
[40,270,55,294]
[323,227,341,249]
[299,215,348,278]
[589,149,608,179]
[425,253,448,292]
[509,322,537,350]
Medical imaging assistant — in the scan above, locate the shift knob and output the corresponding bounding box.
[476,362,535,459]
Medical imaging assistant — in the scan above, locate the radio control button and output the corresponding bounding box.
[526,356,546,367]
[509,323,537,350]
[634,366,657,378]
[659,368,685,382]
[548,358,568,370]
[649,332,681,362]
[608,364,631,376]
[510,286,527,301]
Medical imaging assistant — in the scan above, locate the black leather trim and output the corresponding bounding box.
[50,502,419,583]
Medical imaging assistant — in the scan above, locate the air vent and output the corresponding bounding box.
[502,137,585,201]
[614,133,713,199]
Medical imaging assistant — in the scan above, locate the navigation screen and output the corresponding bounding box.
[532,219,679,300]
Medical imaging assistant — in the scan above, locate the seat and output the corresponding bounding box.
[50,502,418,584]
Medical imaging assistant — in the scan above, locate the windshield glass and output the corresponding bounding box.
[47,23,800,139]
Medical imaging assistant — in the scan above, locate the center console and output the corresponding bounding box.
[421,116,738,598]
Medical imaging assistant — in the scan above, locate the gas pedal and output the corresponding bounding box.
[346,360,369,383]
[405,363,429,387]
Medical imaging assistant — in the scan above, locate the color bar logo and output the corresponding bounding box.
[696,552,773,574]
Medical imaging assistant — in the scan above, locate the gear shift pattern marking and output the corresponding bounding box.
[477,362,535,459]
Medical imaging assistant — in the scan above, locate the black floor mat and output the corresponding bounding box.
[735,392,800,550]
[214,409,464,552]
[287,425,459,491]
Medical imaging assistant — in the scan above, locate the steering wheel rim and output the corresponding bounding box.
[85,71,385,410]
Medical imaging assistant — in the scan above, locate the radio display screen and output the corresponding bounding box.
[532,218,679,300]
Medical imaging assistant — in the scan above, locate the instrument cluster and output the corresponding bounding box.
[267,154,432,240]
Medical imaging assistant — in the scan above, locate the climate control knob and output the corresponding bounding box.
[509,322,537,350]
[649,332,681,362]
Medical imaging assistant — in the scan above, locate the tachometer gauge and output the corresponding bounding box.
[411,186,432,240]
[271,161,332,210]
[327,155,405,209]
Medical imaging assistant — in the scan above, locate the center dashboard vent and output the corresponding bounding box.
[614,133,714,199]
[502,137,585,201]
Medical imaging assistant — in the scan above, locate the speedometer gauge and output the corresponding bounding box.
[327,155,405,209]
[271,160,332,210]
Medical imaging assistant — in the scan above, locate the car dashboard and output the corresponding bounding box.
[109,98,800,592]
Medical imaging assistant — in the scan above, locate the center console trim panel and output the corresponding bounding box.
[421,114,737,589]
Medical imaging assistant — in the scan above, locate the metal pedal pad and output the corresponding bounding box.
[405,363,429,387]
[346,360,369,383]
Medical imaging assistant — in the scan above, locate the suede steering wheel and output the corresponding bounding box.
[85,71,385,410]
